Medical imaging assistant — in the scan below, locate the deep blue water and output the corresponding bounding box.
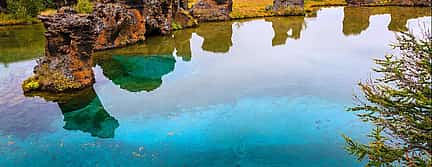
[0,7,430,167]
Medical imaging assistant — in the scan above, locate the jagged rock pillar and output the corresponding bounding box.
[191,0,233,22]
[23,8,100,92]
[141,0,174,35]
[272,0,304,16]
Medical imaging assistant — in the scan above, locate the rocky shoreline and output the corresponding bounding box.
[21,0,431,93]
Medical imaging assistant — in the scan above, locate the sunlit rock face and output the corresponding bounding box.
[191,0,233,22]
[93,3,146,50]
[346,0,431,6]
[23,8,100,92]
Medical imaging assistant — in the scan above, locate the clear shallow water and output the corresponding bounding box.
[0,7,431,167]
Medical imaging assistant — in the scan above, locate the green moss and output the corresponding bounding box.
[23,64,83,92]
[49,71,83,92]
[22,77,40,92]
[172,22,183,31]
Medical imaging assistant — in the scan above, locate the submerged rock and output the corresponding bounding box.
[23,8,100,93]
[191,0,233,22]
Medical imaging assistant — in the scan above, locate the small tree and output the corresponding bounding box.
[343,28,432,166]
[6,0,45,18]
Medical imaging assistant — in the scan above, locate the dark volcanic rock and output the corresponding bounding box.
[93,3,146,50]
[272,0,304,15]
[23,8,100,92]
[191,0,233,22]
[141,0,174,35]
[0,0,7,13]
[53,0,77,8]
[273,0,304,10]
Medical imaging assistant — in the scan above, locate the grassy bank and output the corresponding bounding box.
[1,0,347,26]
[230,0,347,19]
[0,8,57,26]
[0,13,39,26]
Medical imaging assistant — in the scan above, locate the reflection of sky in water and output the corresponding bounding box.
[0,7,431,167]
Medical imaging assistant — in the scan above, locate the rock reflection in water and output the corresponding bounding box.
[95,54,176,92]
[265,16,305,46]
[25,88,119,138]
[195,21,233,53]
[0,24,45,65]
[343,7,431,35]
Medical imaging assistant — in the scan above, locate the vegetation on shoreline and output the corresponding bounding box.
[0,0,55,26]
[1,0,347,26]
[344,29,432,166]
[229,0,346,19]
[74,0,93,14]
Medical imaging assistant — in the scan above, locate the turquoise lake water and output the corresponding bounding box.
[0,7,430,167]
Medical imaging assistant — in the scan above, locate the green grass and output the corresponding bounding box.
[0,13,39,26]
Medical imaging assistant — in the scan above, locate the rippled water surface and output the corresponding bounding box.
[0,7,430,167]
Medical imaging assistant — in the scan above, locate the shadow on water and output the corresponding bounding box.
[0,24,45,65]
[24,88,119,138]
[343,7,431,36]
